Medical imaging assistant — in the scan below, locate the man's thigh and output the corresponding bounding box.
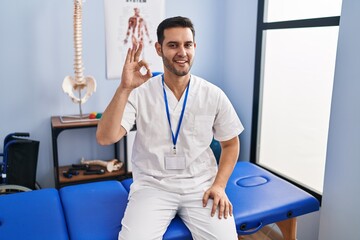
[178,192,238,240]
[118,187,179,240]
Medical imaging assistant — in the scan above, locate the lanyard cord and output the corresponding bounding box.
[162,74,190,151]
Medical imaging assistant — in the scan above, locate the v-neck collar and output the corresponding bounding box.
[162,76,193,113]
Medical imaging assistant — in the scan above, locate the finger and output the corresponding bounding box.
[141,67,152,80]
[137,59,149,69]
[138,60,152,78]
[224,202,229,219]
[134,43,143,62]
[125,48,132,63]
[130,44,136,62]
[132,42,137,51]
[229,202,233,217]
[202,191,210,207]
[211,199,219,217]
[218,200,225,219]
[145,68,153,79]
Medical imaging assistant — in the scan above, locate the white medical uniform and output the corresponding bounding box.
[119,74,244,240]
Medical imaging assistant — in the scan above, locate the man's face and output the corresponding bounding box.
[156,27,196,77]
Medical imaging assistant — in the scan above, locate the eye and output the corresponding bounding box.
[168,43,177,48]
[185,43,193,48]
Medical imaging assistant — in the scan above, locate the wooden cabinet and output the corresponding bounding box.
[51,116,130,188]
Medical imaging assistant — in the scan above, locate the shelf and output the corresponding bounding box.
[51,116,99,129]
[51,115,129,189]
[58,165,126,184]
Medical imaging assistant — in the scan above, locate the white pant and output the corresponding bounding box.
[118,186,238,240]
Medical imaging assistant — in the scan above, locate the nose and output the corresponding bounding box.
[177,46,187,57]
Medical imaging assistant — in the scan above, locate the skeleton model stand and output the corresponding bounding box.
[62,0,96,122]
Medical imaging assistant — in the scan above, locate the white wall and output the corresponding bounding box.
[318,0,360,239]
[222,0,258,164]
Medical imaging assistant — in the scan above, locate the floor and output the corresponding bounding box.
[238,224,284,240]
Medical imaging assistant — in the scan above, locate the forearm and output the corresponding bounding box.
[96,86,131,145]
[212,136,240,189]
[97,43,151,145]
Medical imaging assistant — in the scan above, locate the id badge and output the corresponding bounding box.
[165,154,186,170]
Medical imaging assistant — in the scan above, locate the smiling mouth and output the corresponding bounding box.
[175,60,187,65]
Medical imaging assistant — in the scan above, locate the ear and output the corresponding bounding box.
[155,42,162,56]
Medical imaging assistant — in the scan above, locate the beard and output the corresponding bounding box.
[162,55,193,77]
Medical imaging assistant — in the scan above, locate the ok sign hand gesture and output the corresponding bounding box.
[120,43,152,91]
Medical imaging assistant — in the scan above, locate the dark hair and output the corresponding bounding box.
[156,16,195,45]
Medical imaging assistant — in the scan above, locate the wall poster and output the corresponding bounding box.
[104,0,165,79]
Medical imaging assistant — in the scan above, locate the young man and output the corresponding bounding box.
[97,16,244,240]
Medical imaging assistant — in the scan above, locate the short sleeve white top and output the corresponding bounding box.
[121,74,244,195]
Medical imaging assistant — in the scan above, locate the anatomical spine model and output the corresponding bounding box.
[62,0,96,115]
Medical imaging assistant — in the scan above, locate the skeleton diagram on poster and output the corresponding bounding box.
[104,0,165,79]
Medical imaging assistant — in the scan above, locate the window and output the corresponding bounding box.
[251,0,342,200]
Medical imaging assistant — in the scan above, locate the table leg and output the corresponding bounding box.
[276,217,297,240]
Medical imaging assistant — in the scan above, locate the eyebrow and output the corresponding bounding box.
[166,41,194,45]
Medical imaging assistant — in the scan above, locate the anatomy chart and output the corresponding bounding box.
[104,0,165,79]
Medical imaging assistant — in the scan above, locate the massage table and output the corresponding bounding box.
[0,162,319,239]
[119,162,319,239]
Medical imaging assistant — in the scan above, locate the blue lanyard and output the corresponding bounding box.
[162,74,190,153]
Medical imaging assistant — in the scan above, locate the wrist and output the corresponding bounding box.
[117,84,133,95]
[212,181,226,190]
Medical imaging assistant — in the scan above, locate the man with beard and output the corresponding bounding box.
[97,16,244,240]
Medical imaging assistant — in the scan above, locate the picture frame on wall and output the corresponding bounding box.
[104,0,165,79]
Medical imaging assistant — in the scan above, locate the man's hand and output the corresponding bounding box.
[203,185,233,219]
[120,43,152,92]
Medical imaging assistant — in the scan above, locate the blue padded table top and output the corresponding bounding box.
[227,162,320,234]
[0,188,69,240]
[59,180,130,240]
[121,162,320,236]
